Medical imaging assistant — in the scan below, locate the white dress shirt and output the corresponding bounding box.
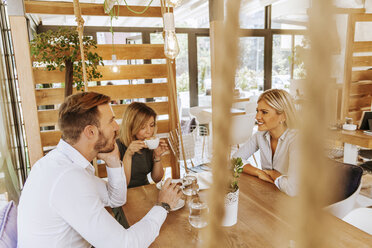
[233,129,299,196]
[18,139,167,248]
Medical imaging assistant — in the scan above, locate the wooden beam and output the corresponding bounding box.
[353,41,372,53]
[38,101,170,126]
[352,56,372,67]
[350,81,372,95]
[9,16,43,166]
[351,70,372,82]
[33,64,168,84]
[25,1,165,17]
[94,44,166,60]
[35,83,170,106]
[354,13,372,22]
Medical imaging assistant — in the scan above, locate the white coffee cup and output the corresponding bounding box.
[144,137,160,149]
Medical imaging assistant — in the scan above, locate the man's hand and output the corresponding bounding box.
[263,169,282,181]
[157,178,182,209]
[257,170,274,184]
[97,143,121,168]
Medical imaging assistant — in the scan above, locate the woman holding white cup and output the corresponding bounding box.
[117,102,168,188]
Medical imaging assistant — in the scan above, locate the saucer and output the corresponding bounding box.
[171,199,185,211]
[156,179,183,190]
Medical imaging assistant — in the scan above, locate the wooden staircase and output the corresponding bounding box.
[342,13,372,123]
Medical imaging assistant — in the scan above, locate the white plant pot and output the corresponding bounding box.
[221,189,239,227]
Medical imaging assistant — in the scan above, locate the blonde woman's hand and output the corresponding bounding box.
[257,170,274,184]
[263,169,282,181]
[153,139,169,158]
[126,140,147,156]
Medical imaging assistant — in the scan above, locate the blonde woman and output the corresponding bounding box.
[117,102,167,188]
[233,89,299,196]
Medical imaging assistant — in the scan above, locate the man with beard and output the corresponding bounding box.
[18,92,181,248]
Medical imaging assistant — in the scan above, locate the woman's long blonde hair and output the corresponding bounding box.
[258,89,298,128]
[119,102,157,147]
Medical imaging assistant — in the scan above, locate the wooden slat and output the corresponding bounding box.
[348,95,372,111]
[24,1,165,17]
[352,56,372,67]
[353,41,372,53]
[35,83,169,106]
[354,13,372,22]
[351,70,372,82]
[10,16,44,166]
[350,81,372,95]
[334,8,366,14]
[157,119,170,133]
[40,130,61,147]
[94,44,166,60]
[38,101,170,127]
[38,109,59,127]
[112,101,169,119]
[40,119,169,148]
[33,64,168,84]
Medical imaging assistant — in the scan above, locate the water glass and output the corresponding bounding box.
[182,174,198,196]
[188,198,208,228]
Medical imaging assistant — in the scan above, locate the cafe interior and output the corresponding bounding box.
[1,0,372,246]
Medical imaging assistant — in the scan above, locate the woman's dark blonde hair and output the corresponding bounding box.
[258,89,298,128]
[119,102,157,146]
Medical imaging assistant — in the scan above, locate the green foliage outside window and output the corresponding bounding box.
[30,28,104,97]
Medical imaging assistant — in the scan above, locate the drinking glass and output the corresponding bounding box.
[188,198,208,228]
[182,174,198,196]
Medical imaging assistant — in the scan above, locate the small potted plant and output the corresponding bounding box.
[222,157,244,226]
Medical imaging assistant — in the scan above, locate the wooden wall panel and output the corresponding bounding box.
[36,83,169,106]
[9,16,44,165]
[33,64,168,84]
[94,44,166,60]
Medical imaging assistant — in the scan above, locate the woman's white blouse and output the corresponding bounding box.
[233,129,299,196]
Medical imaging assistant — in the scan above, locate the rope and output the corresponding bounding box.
[73,0,88,92]
[122,0,155,15]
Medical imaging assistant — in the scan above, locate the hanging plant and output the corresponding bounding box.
[30,27,104,97]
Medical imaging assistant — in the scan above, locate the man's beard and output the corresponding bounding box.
[94,129,117,153]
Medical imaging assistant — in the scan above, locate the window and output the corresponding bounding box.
[272,35,292,91]
[237,37,265,96]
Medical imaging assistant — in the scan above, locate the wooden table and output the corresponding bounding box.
[331,129,372,164]
[122,174,372,247]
